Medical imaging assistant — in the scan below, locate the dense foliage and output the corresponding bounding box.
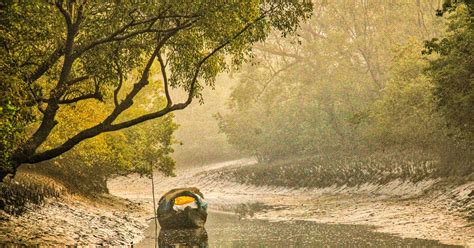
[25,68,178,193]
[425,3,474,141]
[0,0,312,182]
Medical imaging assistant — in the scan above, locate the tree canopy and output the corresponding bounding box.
[0,0,312,180]
[425,3,474,140]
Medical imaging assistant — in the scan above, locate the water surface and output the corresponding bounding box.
[137,211,457,247]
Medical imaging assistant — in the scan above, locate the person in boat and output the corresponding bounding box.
[157,187,208,229]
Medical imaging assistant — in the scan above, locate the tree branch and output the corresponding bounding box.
[27,46,64,83]
[108,13,271,130]
[113,60,124,108]
[58,83,102,104]
[157,53,172,107]
[55,1,73,29]
[55,0,84,92]
[21,8,272,165]
[357,47,382,89]
[74,16,199,58]
[182,13,268,106]
[253,44,303,60]
[74,17,158,56]
[101,44,163,126]
[17,2,85,158]
[65,75,89,85]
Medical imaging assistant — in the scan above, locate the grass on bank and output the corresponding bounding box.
[216,149,473,189]
[0,170,143,217]
[0,172,66,215]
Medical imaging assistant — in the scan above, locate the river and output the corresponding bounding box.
[107,159,473,247]
[136,211,457,247]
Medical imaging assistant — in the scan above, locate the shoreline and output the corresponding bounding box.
[247,191,473,247]
[0,194,149,246]
[109,159,474,247]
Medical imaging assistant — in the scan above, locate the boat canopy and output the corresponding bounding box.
[157,187,208,214]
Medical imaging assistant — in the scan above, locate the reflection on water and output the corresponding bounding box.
[158,228,208,248]
[139,212,458,247]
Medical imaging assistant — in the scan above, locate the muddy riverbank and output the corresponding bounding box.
[0,194,148,246]
[109,159,474,247]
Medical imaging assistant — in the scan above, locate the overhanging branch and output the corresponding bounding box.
[182,13,268,106]
[107,13,271,130]
[22,8,272,165]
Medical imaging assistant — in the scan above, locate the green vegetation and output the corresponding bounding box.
[0,1,312,187]
[219,152,442,189]
[425,3,474,141]
[219,0,473,185]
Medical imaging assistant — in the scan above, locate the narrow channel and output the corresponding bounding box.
[137,211,457,247]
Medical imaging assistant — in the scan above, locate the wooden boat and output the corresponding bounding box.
[157,187,208,229]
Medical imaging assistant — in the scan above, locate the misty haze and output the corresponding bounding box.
[1,0,473,247]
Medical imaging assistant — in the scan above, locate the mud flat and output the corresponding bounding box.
[0,195,148,246]
[250,186,473,247]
